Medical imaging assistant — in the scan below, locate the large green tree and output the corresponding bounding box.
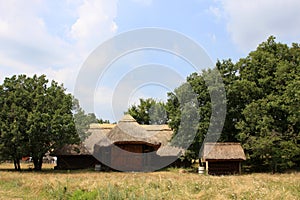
[166,36,300,171]
[166,68,226,161]
[236,37,300,172]
[0,74,80,170]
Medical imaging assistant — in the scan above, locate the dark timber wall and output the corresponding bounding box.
[207,161,241,175]
[55,155,99,170]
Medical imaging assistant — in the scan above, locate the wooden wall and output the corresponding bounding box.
[207,160,241,175]
[55,155,99,170]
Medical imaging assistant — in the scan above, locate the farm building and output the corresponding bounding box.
[53,115,184,171]
[52,143,100,170]
[201,143,246,175]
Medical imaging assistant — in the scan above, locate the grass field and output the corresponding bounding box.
[0,163,299,200]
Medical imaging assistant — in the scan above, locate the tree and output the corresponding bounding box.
[0,74,80,170]
[97,118,110,124]
[165,36,300,172]
[0,75,32,170]
[166,70,220,162]
[126,98,168,125]
[72,98,98,141]
[166,81,200,161]
[236,36,300,172]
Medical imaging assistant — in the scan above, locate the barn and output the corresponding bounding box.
[201,143,246,175]
[53,115,183,171]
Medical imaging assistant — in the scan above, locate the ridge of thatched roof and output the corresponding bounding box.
[119,114,136,122]
[89,123,116,129]
[141,124,171,131]
[201,142,246,161]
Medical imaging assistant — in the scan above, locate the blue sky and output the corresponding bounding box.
[0,0,299,121]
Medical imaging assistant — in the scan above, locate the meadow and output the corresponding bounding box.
[0,163,299,200]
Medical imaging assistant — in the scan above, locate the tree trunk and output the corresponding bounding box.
[33,156,43,171]
[272,161,278,174]
[14,159,21,171]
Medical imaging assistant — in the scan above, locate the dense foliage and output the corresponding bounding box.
[127,98,168,125]
[128,37,300,172]
[234,37,300,172]
[0,75,81,170]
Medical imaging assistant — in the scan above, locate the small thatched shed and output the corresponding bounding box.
[201,143,246,175]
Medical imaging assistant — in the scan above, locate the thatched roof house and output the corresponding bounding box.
[53,115,183,171]
[93,115,183,171]
[201,143,246,175]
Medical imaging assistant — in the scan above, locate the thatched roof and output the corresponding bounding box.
[54,115,183,157]
[52,143,90,156]
[142,124,183,156]
[83,123,114,153]
[53,123,114,156]
[141,124,173,146]
[96,115,161,147]
[201,143,246,161]
[156,145,184,157]
[95,115,184,156]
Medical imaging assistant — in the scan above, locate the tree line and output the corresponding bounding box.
[0,36,299,172]
[127,36,300,172]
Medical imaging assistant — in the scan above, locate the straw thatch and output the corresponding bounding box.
[52,143,90,156]
[108,121,159,144]
[201,142,246,161]
[53,123,114,156]
[97,115,164,147]
[141,124,173,146]
[94,115,184,156]
[156,145,184,157]
[84,123,114,153]
[142,124,183,156]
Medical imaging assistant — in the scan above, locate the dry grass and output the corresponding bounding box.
[0,163,299,200]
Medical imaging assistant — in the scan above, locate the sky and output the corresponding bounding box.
[0,0,299,121]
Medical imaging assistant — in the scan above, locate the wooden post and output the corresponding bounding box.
[206,161,209,174]
[239,162,242,174]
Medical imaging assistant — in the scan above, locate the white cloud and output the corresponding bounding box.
[70,0,118,54]
[0,0,118,93]
[220,0,300,52]
[0,1,71,65]
[41,67,79,91]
